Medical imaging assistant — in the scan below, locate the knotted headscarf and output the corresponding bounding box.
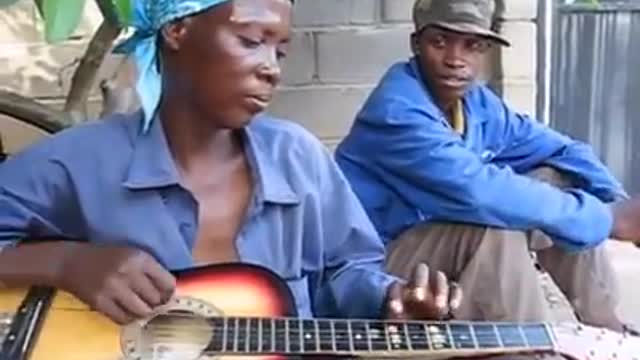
[114,0,231,132]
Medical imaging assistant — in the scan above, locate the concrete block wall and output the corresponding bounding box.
[269,0,540,150]
[0,0,539,154]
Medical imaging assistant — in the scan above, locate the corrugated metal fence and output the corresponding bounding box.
[549,0,640,194]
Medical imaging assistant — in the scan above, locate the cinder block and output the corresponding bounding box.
[501,0,538,20]
[316,26,412,84]
[502,79,537,116]
[381,0,414,23]
[281,31,316,86]
[291,0,378,27]
[501,21,537,81]
[268,85,374,139]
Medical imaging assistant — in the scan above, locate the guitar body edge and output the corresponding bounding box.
[0,264,296,360]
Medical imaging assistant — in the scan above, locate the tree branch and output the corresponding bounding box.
[63,19,122,124]
[0,89,66,133]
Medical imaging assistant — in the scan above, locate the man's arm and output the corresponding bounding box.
[489,90,627,203]
[368,101,613,251]
[0,147,175,324]
[0,148,82,287]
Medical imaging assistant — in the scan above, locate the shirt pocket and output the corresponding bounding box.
[283,275,312,318]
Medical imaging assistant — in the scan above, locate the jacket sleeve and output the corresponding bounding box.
[371,100,613,251]
[490,95,627,203]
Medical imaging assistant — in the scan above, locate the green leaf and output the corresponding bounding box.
[41,0,87,43]
[112,0,131,25]
[0,0,21,8]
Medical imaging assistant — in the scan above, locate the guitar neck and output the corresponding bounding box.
[200,317,556,357]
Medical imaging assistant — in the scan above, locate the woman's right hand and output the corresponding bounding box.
[56,243,176,325]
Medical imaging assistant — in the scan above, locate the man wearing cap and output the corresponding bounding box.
[336,0,640,334]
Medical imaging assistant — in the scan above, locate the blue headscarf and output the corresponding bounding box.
[114,0,231,132]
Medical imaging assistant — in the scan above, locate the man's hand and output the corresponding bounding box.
[56,244,176,325]
[384,263,462,320]
[611,198,640,245]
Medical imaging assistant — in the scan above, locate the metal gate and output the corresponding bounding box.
[548,0,640,194]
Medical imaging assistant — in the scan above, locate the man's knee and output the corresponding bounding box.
[387,223,530,272]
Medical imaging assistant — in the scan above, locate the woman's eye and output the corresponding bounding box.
[240,36,262,48]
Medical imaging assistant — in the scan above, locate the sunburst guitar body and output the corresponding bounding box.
[0,263,637,359]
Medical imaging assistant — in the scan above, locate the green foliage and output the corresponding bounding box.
[39,0,87,43]
[0,0,132,43]
[112,0,132,25]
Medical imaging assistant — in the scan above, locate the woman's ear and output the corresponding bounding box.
[160,18,191,52]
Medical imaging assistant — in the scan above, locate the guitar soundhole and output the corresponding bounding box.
[120,296,219,360]
[138,312,212,360]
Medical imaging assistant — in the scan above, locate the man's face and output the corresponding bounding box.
[162,0,292,128]
[413,26,491,104]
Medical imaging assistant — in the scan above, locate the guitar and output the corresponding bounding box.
[0,263,637,359]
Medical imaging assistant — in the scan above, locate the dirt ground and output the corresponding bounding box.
[541,241,640,327]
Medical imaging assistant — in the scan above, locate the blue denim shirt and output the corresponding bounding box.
[0,111,397,318]
[336,57,626,252]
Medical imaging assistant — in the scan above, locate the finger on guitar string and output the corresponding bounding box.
[132,273,165,307]
[448,281,463,311]
[143,257,177,302]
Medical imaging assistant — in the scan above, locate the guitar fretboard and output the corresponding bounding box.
[199,317,555,356]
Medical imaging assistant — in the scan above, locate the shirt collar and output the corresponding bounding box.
[123,112,299,205]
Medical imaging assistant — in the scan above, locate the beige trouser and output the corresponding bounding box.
[385,168,622,359]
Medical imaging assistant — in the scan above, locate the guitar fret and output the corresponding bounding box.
[522,324,554,348]
[383,322,391,351]
[518,325,529,347]
[347,320,354,352]
[257,318,263,352]
[247,318,258,352]
[403,323,413,350]
[496,324,527,348]
[367,321,389,351]
[275,319,286,353]
[233,318,239,352]
[236,318,248,352]
[331,320,338,352]
[493,324,504,348]
[450,323,476,349]
[469,323,479,349]
[314,319,320,352]
[318,320,334,352]
[405,322,430,350]
[387,322,409,350]
[351,321,369,351]
[287,318,299,353]
[333,320,351,351]
[427,323,453,350]
[445,323,455,349]
[301,319,315,352]
[423,323,432,350]
[260,318,273,353]
[364,321,372,352]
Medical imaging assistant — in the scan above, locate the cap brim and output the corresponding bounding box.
[427,22,511,47]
